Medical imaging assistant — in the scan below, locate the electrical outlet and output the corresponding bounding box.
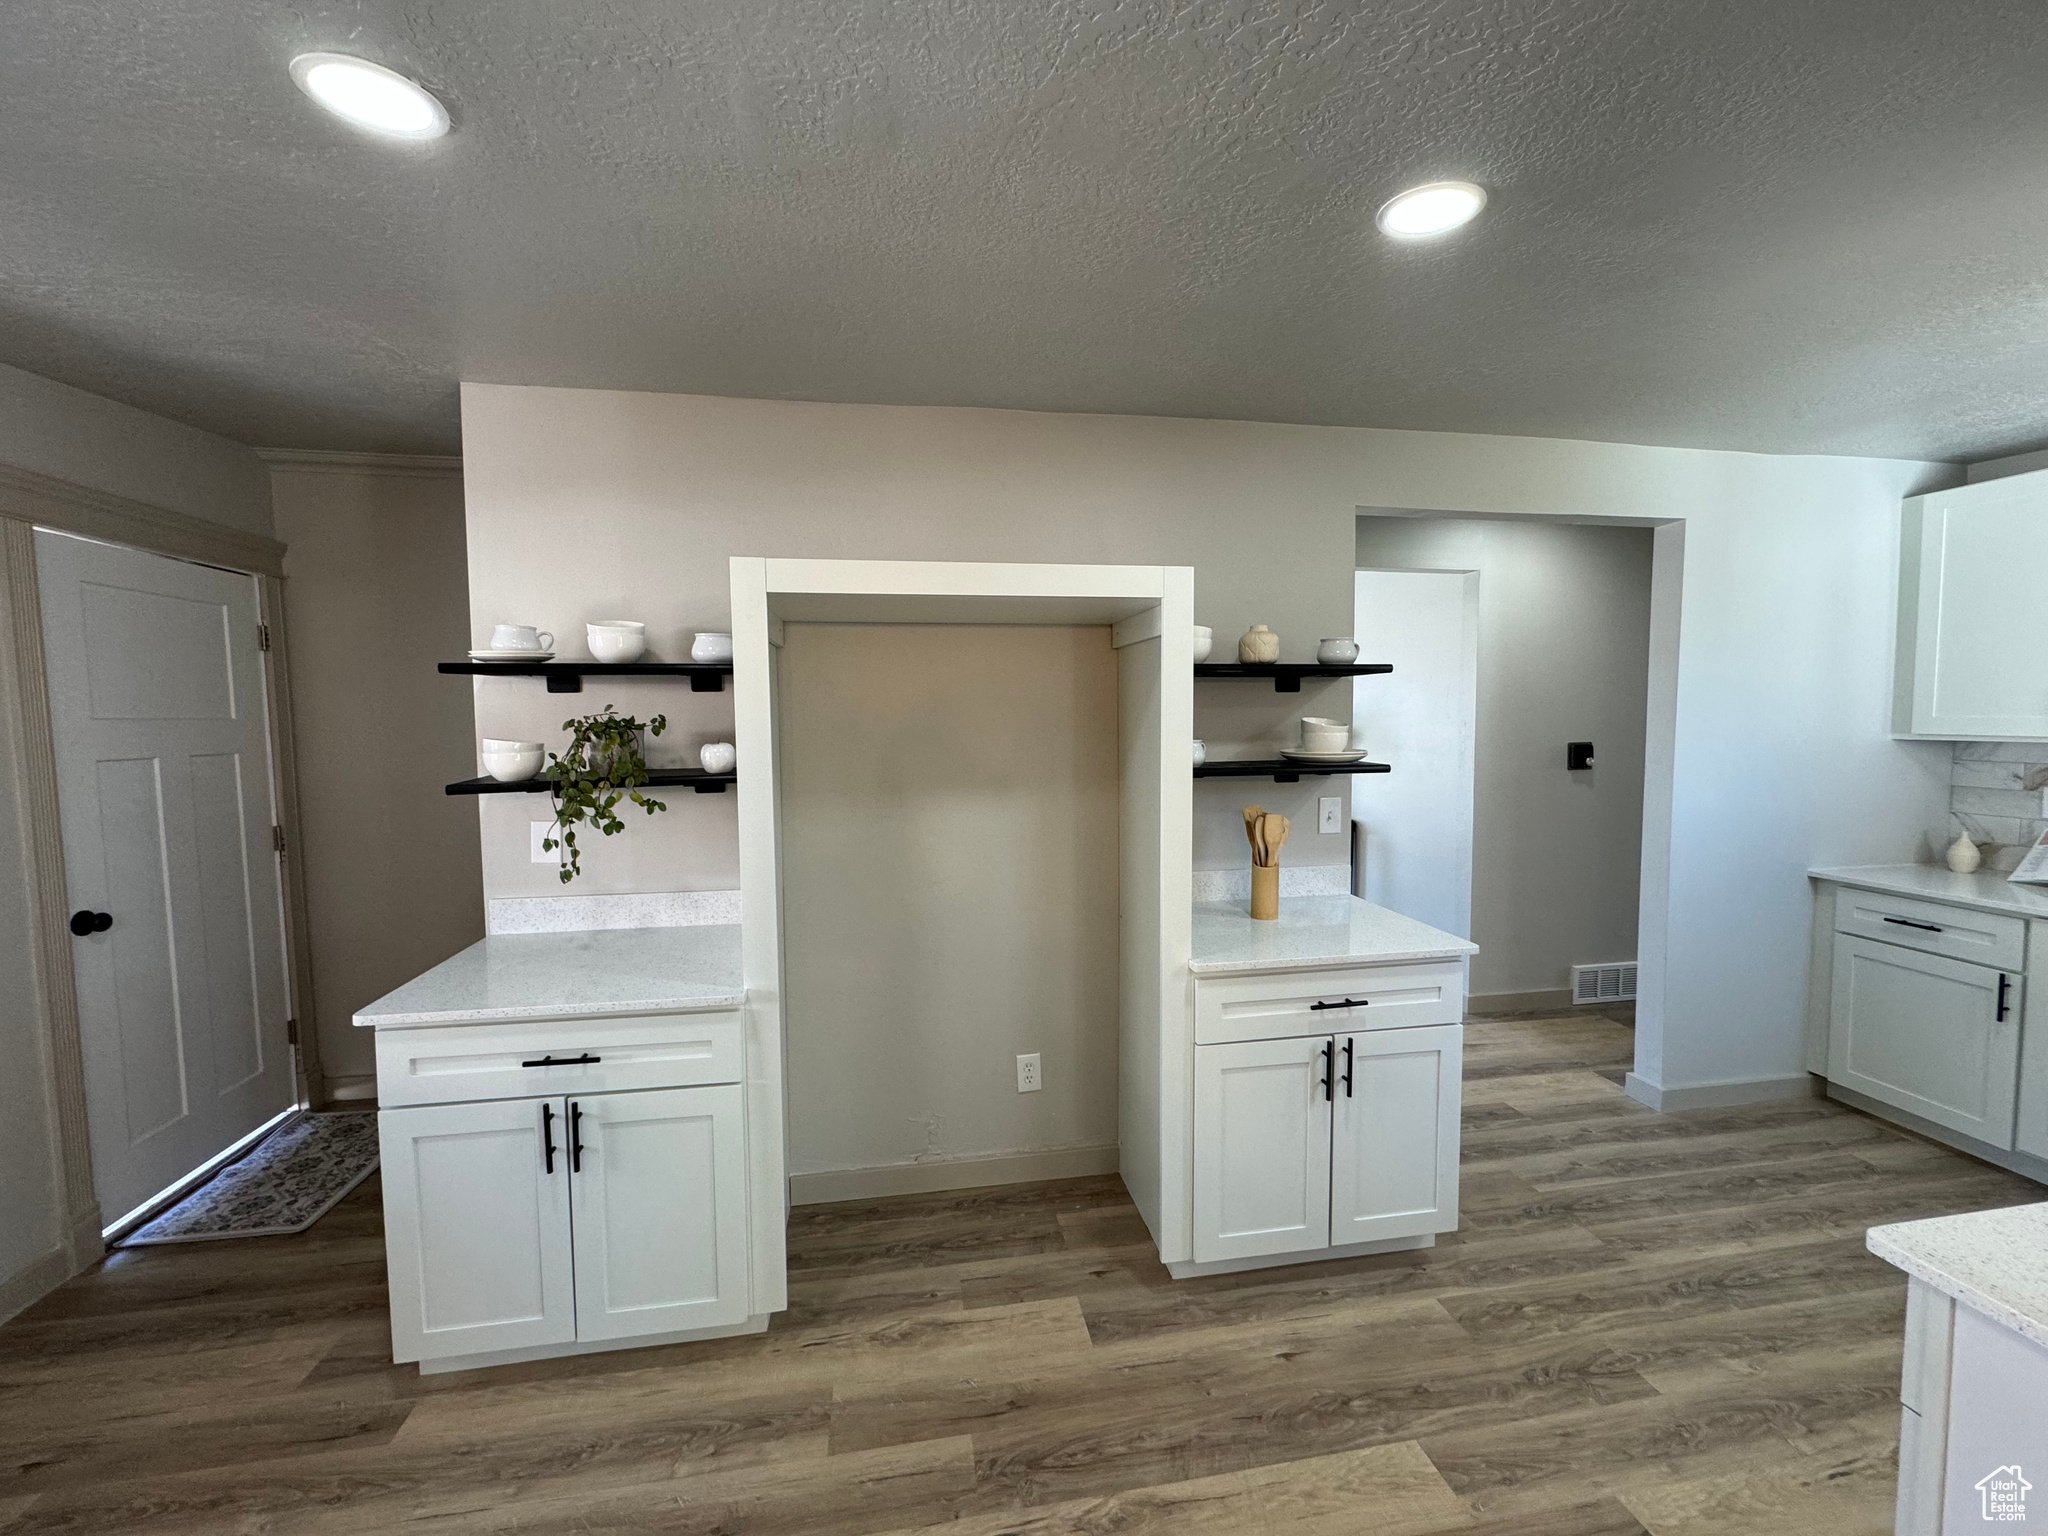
[1016,1053,1041,1093]
[531,820,558,864]
[1319,797,1342,834]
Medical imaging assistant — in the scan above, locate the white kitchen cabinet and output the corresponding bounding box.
[379,1097,576,1365]
[570,1084,751,1340]
[379,1080,750,1369]
[1894,470,2048,739]
[1192,1035,1332,1264]
[1331,1024,1462,1246]
[1827,934,2020,1148]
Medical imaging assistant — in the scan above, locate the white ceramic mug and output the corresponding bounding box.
[691,632,735,664]
[1316,638,1360,665]
[587,621,647,663]
[491,623,552,652]
[1192,739,1206,767]
[700,741,736,774]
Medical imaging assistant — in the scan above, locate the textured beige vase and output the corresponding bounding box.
[1239,624,1279,663]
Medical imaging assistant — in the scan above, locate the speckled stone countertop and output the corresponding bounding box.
[1867,1203,2048,1347]
[1190,895,1477,976]
[1811,864,2048,921]
[354,925,744,1028]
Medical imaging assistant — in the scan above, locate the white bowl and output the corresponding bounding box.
[691,632,735,664]
[587,624,647,663]
[1192,626,1213,664]
[1316,638,1360,665]
[481,741,544,782]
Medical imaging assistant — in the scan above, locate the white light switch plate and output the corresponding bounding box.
[1319,797,1343,834]
[531,820,558,864]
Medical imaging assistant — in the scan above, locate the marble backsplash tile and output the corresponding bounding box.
[1951,744,2048,871]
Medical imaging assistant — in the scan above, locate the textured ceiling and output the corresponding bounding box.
[2,1,2043,460]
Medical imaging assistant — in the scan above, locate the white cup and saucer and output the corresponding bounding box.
[470,623,555,660]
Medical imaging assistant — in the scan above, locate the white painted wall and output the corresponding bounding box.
[270,467,483,1092]
[0,361,274,537]
[1354,516,1656,1000]
[460,384,1955,1097]
[777,624,1119,1182]
[1350,569,1478,942]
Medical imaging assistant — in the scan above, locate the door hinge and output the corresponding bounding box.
[259,622,272,651]
[272,824,286,854]
[286,1017,299,1045]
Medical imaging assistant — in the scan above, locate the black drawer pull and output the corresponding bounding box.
[1342,1037,1354,1098]
[1320,1040,1334,1102]
[1310,997,1370,1011]
[1882,917,1943,933]
[1997,973,2012,1022]
[541,1102,557,1174]
[521,1053,602,1068]
[569,1101,585,1174]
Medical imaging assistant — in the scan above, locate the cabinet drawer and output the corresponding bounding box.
[375,1012,743,1107]
[1834,889,2025,971]
[1195,961,1465,1046]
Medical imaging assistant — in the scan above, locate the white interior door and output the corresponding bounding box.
[1192,1035,1332,1264]
[36,530,294,1221]
[569,1085,750,1339]
[1331,1024,1462,1245]
[1351,569,1478,936]
[379,1097,575,1364]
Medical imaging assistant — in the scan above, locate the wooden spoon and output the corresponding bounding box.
[1267,813,1291,861]
[1243,805,1264,860]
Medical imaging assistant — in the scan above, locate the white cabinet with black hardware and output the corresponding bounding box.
[1808,869,2048,1182]
[1184,955,1466,1275]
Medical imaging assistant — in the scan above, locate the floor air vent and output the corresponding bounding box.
[1572,962,1638,1005]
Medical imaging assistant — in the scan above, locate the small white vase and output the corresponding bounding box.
[1945,831,1982,873]
[1192,739,1206,767]
[700,741,736,774]
[1239,624,1279,664]
[1192,626,1213,664]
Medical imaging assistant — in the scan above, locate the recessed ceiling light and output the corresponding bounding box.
[289,53,449,140]
[1376,181,1487,238]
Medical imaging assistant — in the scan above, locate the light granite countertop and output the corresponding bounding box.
[354,925,744,1028]
[1190,895,1477,976]
[1810,864,2048,921]
[1868,1202,2048,1347]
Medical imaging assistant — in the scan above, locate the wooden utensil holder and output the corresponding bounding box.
[1250,864,1279,921]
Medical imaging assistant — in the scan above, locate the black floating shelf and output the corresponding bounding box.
[1195,759,1391,784]
[1195,663,1392,693]
[439,661,732,694]
[446,768,736,797]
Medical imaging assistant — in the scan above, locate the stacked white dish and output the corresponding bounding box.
[1281,716,1366,763]
[481,738,545,782]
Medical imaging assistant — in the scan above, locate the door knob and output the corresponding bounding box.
[68,910,112,936]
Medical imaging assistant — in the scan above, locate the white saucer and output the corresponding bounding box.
[1278,747,1369,763]
[468,649,555,661]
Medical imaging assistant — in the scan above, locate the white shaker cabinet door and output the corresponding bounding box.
[1192,1036,1332,1264]
[568,1085,752,1340]
[379,1098,575,1365]
[1331,1024,1462,1246]
[1828,935,2021,1147]
[1900,473,2048,738]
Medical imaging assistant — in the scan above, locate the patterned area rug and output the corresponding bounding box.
[121,1111,379,1245]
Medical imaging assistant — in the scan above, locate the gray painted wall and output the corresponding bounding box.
[1354,515,1654,999]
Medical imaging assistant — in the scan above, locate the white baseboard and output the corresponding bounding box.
[1625,1072,1818,1113]
[414,1313,769,1375]
[788,1143,1119,1206]
[1467,988,1575,1015]
[325,1075,378,1103]
[1164,1233,1434,1280]
[0,1242,79,1326]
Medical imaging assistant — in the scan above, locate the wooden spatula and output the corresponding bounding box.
[1266,813,1290,861]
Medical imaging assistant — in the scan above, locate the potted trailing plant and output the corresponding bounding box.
[541,705,669,882]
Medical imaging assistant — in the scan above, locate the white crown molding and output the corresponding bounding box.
[0,460,285,576]
[257,448,463,478]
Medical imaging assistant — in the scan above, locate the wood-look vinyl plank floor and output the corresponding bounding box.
[2,1009,2039,1534]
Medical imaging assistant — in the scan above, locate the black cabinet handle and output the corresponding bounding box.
[1997,973,2012,1022]
[68,910,112,937]
[1343,1037,1354,1097]
[1883,916,1943,933]
[541,1102,557,1174]
[569,1101,585,1173]
[521,1053,602,1068]
[1320,1040,1334,1102]
[1310,997,1369,1011]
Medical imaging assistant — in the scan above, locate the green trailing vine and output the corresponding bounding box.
[542,706,668,883]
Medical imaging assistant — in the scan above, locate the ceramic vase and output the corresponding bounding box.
[1946,831,1983,873]
[1192,626,1213,663]
[701,741,736,774]
[1239,624,1279,664]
